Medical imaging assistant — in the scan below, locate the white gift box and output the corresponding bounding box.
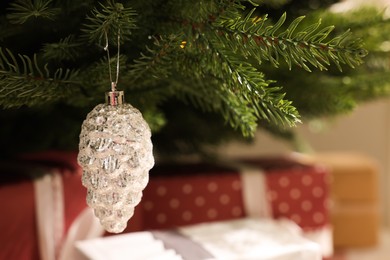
[76,218,321,260]
[76,232,183,260]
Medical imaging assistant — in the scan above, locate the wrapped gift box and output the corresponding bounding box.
[0,152,333,259]
[0,152,89,260]
[312,153,379,202]
[77,218,322,260]
[139,156,332,257]
[0,172,39,260]
[140,163,246,229]
[332,203,379,247]
[305,152,380,248]
[141,157,330,231]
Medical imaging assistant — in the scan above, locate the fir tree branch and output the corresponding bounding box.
[124,33,261,136]
[0,48,79,108]
[168,72,259,137]
[42,35,82,61]
[169,34,299,135]
[204,30,300,128]
[124,35,183,87]
[348,72,390,101]
[123,6,302,135]
[211,6,367,72]
[305,7,390,52]
[82,0,137,45]
[6,0,59,24]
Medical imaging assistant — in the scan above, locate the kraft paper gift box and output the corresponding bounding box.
[332,203,379,248]
[304,152,380,248]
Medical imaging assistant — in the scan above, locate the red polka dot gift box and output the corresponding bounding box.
[137,156,333,258]
[246,157,331,230]
[141,164,246,229]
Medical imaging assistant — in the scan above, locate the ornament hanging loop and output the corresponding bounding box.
[104,28,121,94]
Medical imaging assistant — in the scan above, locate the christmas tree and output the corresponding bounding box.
[0,0,389,158]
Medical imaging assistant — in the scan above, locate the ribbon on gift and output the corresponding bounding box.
[229,160,333,258]
[34,171,64,260]
[33,171,104,260]
[234,162,273,218]
[59,207,105,260]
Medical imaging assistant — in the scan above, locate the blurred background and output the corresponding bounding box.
[2,0,390,259]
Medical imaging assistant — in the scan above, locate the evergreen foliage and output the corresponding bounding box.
[0,0,389,157]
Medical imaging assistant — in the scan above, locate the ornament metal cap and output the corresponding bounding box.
[106,90,124,106]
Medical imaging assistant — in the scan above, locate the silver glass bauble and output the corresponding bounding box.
[78,91,154,233]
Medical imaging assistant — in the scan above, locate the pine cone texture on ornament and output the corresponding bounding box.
[78,103,154,233]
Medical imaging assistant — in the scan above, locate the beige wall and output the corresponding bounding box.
[217,99,390,226]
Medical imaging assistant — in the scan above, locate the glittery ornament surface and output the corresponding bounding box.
[78,103,154,233]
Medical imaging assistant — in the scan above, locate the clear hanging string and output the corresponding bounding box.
[104,29,121,92]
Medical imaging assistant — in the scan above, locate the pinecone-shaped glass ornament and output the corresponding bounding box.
[78,91,154,233]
